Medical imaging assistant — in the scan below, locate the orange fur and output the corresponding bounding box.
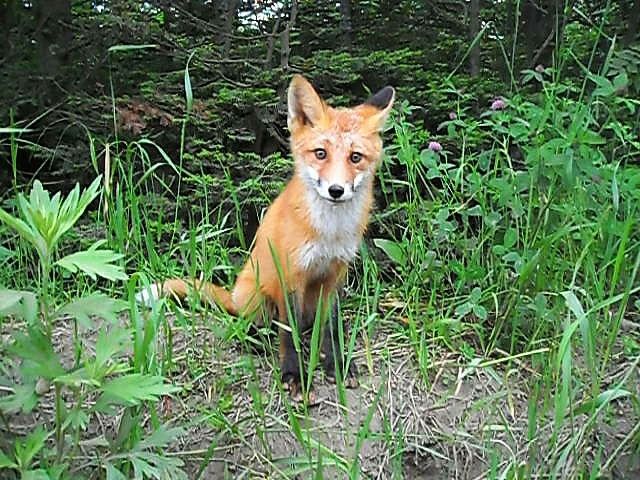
[139,75,394,397]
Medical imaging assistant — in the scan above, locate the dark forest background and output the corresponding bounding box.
[1,0,639,191]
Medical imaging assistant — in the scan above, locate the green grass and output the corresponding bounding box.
[2,36,640,480]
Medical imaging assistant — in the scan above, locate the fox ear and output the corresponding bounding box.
[362,86,395,132]
[288,75,327,128]
[365,86,395,110]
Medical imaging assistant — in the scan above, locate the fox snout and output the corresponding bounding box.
[322,180,352,202]
[305,166,368,202]
[328,184,345,200]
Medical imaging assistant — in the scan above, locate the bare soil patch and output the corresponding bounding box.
[2,312,639,479]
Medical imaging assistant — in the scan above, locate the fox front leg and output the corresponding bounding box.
[279,326,305,400]
[322,296,359,388]
[279,295,316,403]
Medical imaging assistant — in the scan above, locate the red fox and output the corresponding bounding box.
[138,75,394,401]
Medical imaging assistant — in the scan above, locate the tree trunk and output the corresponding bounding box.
[469,0,480,77]
[0,0,18,64]
[222,0,240,58]
[280,0,298,73]
[502,0,517,84]
[522,0,566,69]
[33,0,72,103]
[265,16,282,67]
[623,0,640,47]
[340,0,353,50]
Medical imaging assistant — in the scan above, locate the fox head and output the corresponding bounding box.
[287,75,395,203]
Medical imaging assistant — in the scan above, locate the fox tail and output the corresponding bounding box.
[135,278,237,315]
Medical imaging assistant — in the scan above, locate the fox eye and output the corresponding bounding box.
[314,149,327,160]
[350,152,363,164]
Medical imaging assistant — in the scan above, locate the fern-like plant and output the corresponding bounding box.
[0,178,183,479]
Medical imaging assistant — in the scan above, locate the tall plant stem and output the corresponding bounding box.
[54,383,64,462]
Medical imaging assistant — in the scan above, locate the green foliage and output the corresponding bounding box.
[370,44,640,476]
[0,178,102,265]
[2,1,640,478]
[0,180,183,479]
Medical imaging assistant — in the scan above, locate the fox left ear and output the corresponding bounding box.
[288,75,327,129]
[363,86,395,132]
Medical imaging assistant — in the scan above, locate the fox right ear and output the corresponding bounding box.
[288,75,327,129]
[362,86,395,132]
[365,86,395,111]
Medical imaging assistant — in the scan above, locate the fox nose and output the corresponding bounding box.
[328,184,345,199]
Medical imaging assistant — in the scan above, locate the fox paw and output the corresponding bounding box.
[325,362,359,388]
[282,373,316,404]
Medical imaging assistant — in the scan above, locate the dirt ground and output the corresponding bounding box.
[150,311,640,480]
[4,312,640,479]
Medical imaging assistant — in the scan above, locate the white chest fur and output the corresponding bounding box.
[296,187,368,278]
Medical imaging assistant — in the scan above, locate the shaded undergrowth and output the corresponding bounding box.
[1,33,640,480]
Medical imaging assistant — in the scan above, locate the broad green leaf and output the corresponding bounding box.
[131,453,187,480]
[573,389,632,416]
[56,248,128,281]
[55,368,97,388]
[55,294,127,329]
[0,450,17,469]
[21,470,51,480]
[105,462,127,480]
[0,289,34,312]
[137,425,185,450]
[473,304,488,320]
[503,228,517,249]
[94,327,130,373]
[470,287,482,303]
[0,383,38,414]
[66,408,91,431]
[578,130,605,145]
[465,204,483,216]
[131,457,159,478]
[0,290,20,312]
[57,177,102,238]
[373,238,406,267]
[0,290,38,324]
[42,177,102,249]
[589,73,614,97]
[2,177,102,259]
[19,181,60,250]
[99,373,179,406]
[108,44,159,52]
[612,72,628,91]
[455,302,473,317]
[0,206,41,256]
[15,427,49,470]
[9,329,65,380]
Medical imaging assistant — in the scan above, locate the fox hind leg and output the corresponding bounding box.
[322,296,359,388]
[279,292,319,403]
[278,295,303,401]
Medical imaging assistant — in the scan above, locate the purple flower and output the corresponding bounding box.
[448,111,457,120]
[428,141,442,152]
[490,98,507,111]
